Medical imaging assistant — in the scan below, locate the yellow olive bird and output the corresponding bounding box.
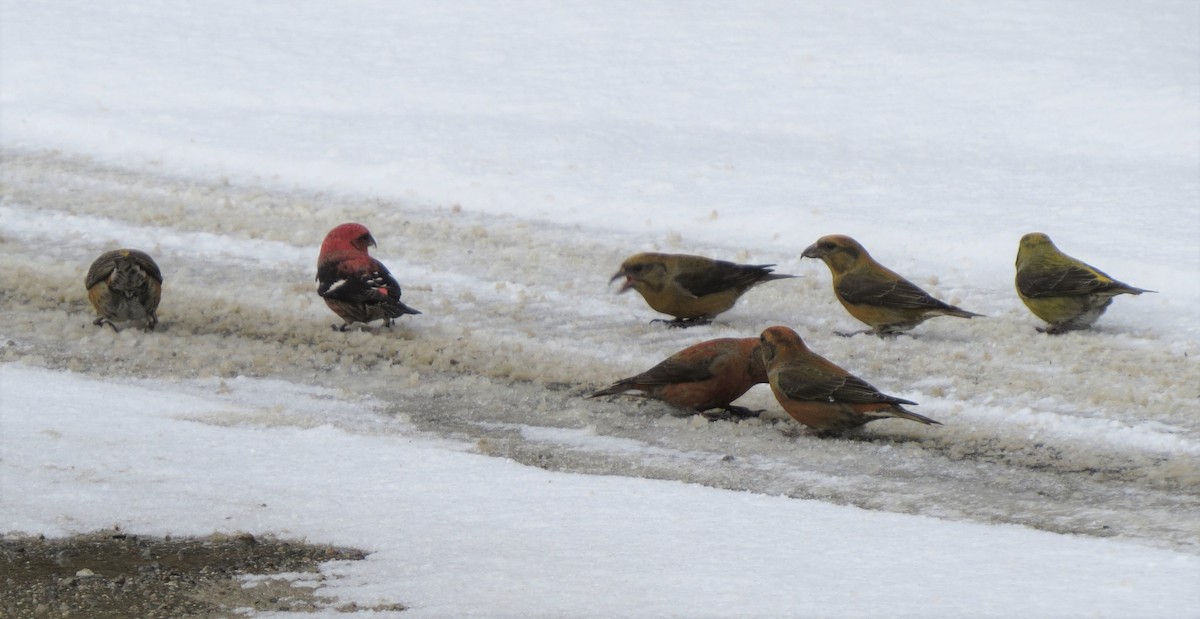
[759,326,940,433]
[1015,232,1153,334]
[590,337,768,417]
[85,249,163,331]
[801,235,981,336]
[611,252,796,328]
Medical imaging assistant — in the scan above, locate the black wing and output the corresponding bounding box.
[675,261,778,298]
[775,363,914,406]
[1016,264,1129,298]
[318,259,403,305]
[625,357,714,386]
[837,271,948,310]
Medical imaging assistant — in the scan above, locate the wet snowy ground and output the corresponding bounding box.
[3,151,1198,546]
[2,0,1199,615]
[2,153,1198,616]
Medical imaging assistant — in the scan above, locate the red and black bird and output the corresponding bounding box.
[317,223,420,330]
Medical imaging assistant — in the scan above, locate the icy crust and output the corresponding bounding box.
[1,152,1197,553]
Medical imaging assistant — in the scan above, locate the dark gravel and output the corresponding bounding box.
[0,530,404,618]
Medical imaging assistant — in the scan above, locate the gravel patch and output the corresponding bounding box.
[1,530,403,618]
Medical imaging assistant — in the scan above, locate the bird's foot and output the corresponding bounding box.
[93,317,121,332]
[721,406,764,420]
[699,407,760,421]
[652,317,712,329]
[837,328,911,338]
[332,323,350,332]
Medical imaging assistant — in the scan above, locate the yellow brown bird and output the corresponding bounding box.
[611,252,796,327]
[801,234,981,336]
[85,249,163,331]
[759,326,940,433]
[590,337,768,417]
[1015,232,1153,334]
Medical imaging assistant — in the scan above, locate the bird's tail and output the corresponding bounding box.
[945,307,984,319]
[1112,283,1155,296]
[589,382,632,398]
[385,301,422,317]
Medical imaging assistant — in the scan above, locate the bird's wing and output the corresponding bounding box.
[829,374,912,405]
[674,261,774,297]
[1017,265,1111,298]
[85,254,117,289]
[773,362,847,402]
[840,271,950,309]
[626,357,714,386]
[318,258,402,304]
[775,361,912,405]
[124,250,163,284]
[837,271,945,309]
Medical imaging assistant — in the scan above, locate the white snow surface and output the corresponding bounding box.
[2,0,1199,617]
[3,364,1197,618]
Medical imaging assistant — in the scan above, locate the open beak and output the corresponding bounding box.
[609,271,634,294]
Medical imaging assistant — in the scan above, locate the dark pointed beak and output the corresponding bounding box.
[800,243,821,259]
[610,270,633,294]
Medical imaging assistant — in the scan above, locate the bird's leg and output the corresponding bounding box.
[651,316,712,329]
[93,317,121,332]
[146,314,158,331]
[721,405,763,419]
[834,329,871,338]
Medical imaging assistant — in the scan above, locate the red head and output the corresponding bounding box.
[320,223,376,258]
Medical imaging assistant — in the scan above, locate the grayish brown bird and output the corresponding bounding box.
[611,252,796,328]
[85,249,163,331]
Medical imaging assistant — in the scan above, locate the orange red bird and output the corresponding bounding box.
[317,223,420,330]
[591,337,768,417]
[759,326,940,433]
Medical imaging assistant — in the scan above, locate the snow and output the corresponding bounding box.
[2,0,1199,616]
[3,364,1197,618]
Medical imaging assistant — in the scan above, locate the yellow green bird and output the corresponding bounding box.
[1014,232,1153,334]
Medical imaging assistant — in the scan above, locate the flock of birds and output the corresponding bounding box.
[84,222,1152,435]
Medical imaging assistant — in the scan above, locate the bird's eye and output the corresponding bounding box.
[822,242,837,250]
[628,264,643,273]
